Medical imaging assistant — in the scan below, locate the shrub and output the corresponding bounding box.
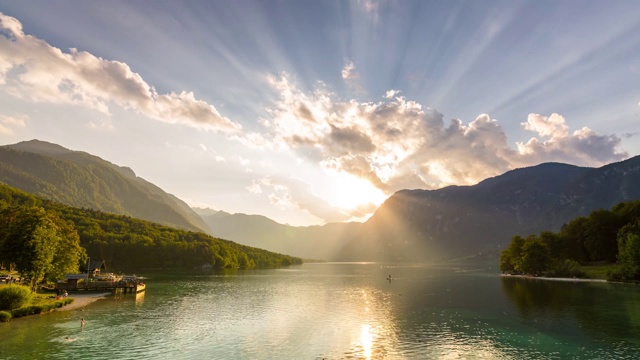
[0,310,11,322]
[550,259,586,278]
[11,307,30,318]
[608,265,639,282]
[64,298,74,305]
[0,285,32,311]
[29,305,44,314]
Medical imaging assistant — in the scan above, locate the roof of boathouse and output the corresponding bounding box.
[86,259,107,271]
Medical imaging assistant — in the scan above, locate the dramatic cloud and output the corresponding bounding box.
[0,13,241,134]
[264,74,627,194]
[516,113,626,165]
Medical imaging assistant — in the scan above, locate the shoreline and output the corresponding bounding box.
[500,273,608,283]
[57,292,111,311]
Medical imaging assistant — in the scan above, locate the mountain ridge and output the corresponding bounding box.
[0,139,211,233]
[339,155,640,262]
[198,156,640,262]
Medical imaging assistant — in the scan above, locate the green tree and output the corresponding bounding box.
[0,206,82,290]
[583,209,622,262]
[613,222,640,280]
[500,235,526,273]
[46,218,85,283]
[520,235,550,275]
[558,217,589,263]
[539,231,566,260]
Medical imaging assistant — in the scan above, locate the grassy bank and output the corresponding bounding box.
[0,284,75,322]
[582,263,622,280]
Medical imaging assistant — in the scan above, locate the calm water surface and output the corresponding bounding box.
[1,263,639,359]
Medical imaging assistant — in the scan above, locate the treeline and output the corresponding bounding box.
[0,184,301,277]
[500,200,640,281]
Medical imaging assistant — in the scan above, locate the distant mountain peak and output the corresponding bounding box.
[192,207,224,216]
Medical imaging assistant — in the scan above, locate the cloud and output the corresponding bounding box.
[0,113,27,134]
[0,13,241,134]
[516,115,626,165]
[341,61,357,80]
[245,180,263,194]
[264,74,627,194]
[341,61,365,94]
[521,113,568,138]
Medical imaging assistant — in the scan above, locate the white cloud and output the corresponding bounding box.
[341,61,365,94]
[341,61,357,80]
[264,74,627,194]
[0,113,27,134]
[245,180,263,194]
[522,113,568,138]
[384,89,400,99]
[0,13,241,134]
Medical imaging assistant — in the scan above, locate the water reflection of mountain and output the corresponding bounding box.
[500,276,640,343]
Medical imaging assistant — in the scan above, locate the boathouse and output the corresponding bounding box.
[86,259,107,276]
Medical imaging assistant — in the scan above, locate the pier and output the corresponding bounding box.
[56,259,146,294]
[57,280,145,294]
[57,274,146,294]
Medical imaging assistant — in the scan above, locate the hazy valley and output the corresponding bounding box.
[3,139,640,265]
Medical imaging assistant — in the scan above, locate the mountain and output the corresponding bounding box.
[0,183,301,271]
[197,209,362,260]
[195,156,640,262]
[340,155,640,262]
[0,139,211,233]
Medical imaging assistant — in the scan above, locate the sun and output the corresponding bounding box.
[322,171,387,211]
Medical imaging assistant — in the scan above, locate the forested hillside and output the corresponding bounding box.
[0,184,301,273]
[0,140,210,234]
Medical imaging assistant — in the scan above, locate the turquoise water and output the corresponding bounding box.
[1,263,639,359]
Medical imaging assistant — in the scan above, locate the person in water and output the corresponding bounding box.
[81,318,86,327]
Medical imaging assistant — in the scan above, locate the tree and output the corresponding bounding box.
[613,222,640,280]
[0,206,82,290]
[584,209,623,262]
[559,217,589,263]
[46,218,85,283]
[500,235,525,273]
[520,235,550,275]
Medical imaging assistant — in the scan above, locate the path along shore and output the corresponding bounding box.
[57,292,111,311]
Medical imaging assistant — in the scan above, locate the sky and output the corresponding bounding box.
[0,1,639,227]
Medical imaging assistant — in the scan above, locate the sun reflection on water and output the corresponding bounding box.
[361,324,374,360]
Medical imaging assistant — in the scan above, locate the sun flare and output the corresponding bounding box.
[322,171,387,211]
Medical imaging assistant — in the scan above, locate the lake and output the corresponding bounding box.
[1,263,639,359]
